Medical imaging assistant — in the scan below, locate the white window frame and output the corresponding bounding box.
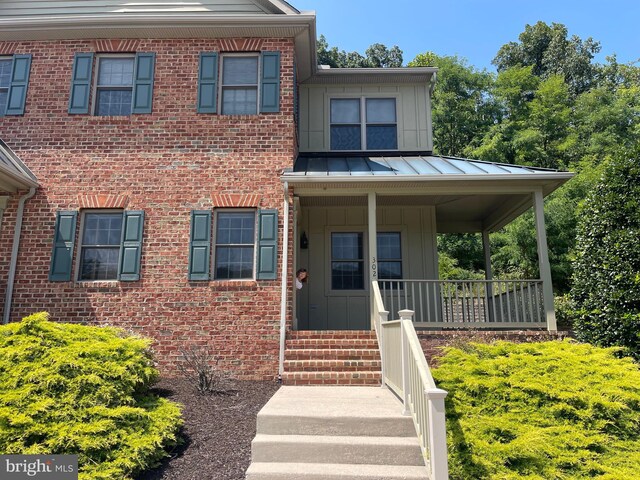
[75,209,123,283]
[212,208,258,281]
[328,95,399,152]
[0,56,12,116]
[92,53,136,116]
[219,53,262,116]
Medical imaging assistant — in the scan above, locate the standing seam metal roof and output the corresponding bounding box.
[288,154,564,178]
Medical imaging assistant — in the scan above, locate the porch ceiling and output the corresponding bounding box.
[0,140,38,193]
[287,154,574,233]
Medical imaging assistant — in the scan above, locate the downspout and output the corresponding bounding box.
[278,181,290,381]
[3,187,36,324]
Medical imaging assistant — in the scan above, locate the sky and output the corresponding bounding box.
[292,0,640,71]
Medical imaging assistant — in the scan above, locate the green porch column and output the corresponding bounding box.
[368,192,378,329]
[533,190,557,332]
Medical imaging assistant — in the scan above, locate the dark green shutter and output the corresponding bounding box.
[257,209,278,280]
[49,211,77,282]
[197,52,218,113]
[118,211,144,281]
[68,53,94,114]
[260,52,280,113]
[188,211,211,280]
[5,54,32,116]
[132,53,155,114]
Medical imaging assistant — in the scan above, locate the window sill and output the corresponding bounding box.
[74,280,122,290]
[209,279,259,289]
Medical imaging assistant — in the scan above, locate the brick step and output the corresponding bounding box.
[287,330,376,340]
[285,339,380,350]
[285,349,381,361]
[284,360,381,373]
[281,371,381,386]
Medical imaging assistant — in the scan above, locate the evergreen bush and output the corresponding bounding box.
[433,341,640,479]
[0,312,182,480]
[571,155,640,358]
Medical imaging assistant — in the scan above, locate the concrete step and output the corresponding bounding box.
[257,386,415,437]
[285,348,381,361]
[286,339,380,350]
[281,371,381,385]
[251,434,424,466]
[284,359,381,372]
[245,462,429,480]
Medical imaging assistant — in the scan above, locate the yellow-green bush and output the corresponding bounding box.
[0,313,182,480]
[433,341,640,479]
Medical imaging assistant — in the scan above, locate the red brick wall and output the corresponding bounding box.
[0,38,296,379]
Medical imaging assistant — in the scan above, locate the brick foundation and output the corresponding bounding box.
[418,329,574,365]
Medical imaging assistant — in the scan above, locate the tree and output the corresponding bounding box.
[316,35,403,68]
[493,21,601,95]
[408,52,497,156]
[571,154,640,358]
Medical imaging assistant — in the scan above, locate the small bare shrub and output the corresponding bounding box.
[177,346,222,395]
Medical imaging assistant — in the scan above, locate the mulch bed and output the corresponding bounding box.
[139,377,280,480]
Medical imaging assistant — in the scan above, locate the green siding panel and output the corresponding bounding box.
[68,53,94,114]
[260,51,280,113]
[5,54,31,116]
[118,210,144,281]
[189,210,212,281]
[197,52,219,113]
[257,209,278,280]
[132,53,155,114]
[49,211,77,282]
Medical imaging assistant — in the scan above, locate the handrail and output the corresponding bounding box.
[372,282,449,480]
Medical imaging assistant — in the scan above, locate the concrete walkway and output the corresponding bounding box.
[246,386,429,479]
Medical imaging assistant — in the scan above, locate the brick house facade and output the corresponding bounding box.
[0,1,572,382]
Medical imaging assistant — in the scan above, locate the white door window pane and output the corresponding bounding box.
[330,99,360,124]
[331,233,365,290]
[222,88,258,115]
[98,58,134,86]
[366,98,396,123]
[223,57,258,85]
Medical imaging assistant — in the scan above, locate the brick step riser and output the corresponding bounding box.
[281,373,382,386]
[285,352,381,361]
[286,341,380,350]
[285,366,381,373]
[287,332,377,340]
[282,378,381,386]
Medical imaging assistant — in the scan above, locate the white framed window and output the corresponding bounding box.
[331,232,365,290]
[77,210,123,281]
[377,232,403,288]
[94,55,135,116]
[330,97,398,151]
[220,54,260,115]
[214,210,257,279]
[0,57,12,115]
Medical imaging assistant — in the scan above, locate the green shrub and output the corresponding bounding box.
[0,313,182,480]
[571,155,640,358]
[433,341,640,479]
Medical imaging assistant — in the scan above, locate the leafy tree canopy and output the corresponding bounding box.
[317,35,403,68]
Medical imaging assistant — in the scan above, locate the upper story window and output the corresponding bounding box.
[95,56,134,116]
[0,58,11,115]
[221,55,259,115]
[68,52,155,116]
[330,97,398,151]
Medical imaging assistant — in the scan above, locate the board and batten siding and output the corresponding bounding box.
[296,205,438,330]
[0,0,279,18]
[298,84,433,153]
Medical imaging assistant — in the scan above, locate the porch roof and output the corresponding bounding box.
[284,154,574,233]
[0,139,38,193]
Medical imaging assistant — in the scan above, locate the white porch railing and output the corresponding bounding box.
[379,279,546,328]
[372,282,449,480]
